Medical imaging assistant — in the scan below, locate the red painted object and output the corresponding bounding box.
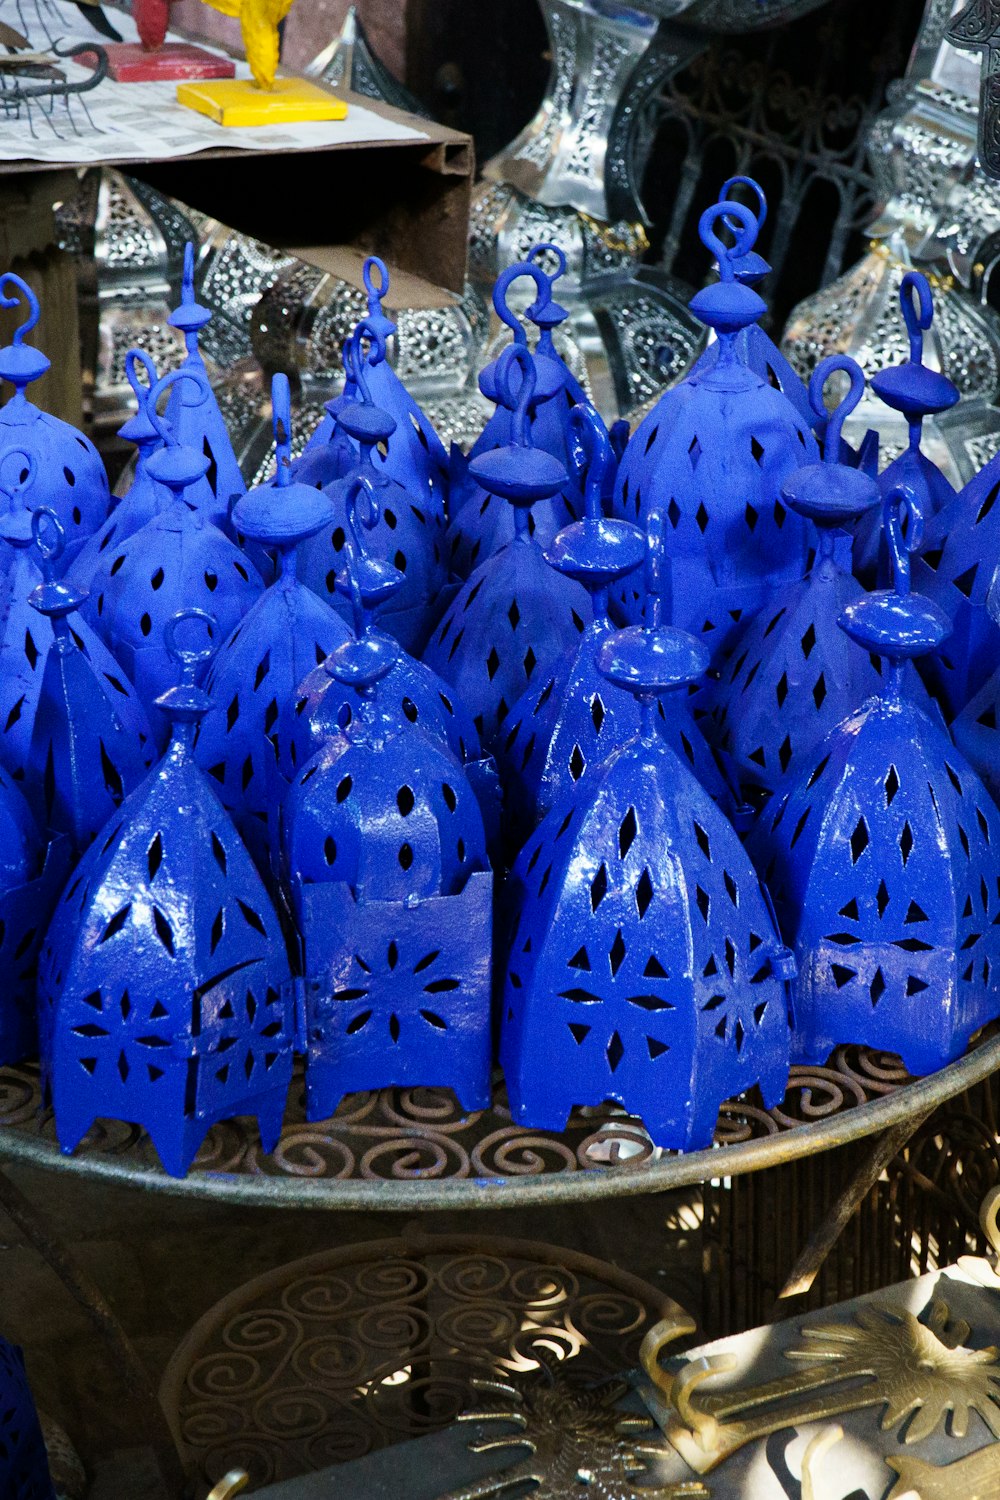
[135,0,170,49]
[97,41,236,81]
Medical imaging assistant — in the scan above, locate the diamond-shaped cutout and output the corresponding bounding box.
[750,434,764,464]
[688,435,702,469]
[523,646,537,679]
[508,599,520,629]
[776,673,788,708]
[869,968,886,1007]
[744,502,758,532]
[590,863,609,912]
[635,868,653,919]
[569,744,585,780]
[667,497,681,528]
[801,623,816,659]
[899,822,914,865]
[850,817,869,863]
[812,673,827,709]
[486,646,501,681]
[591,695,605,733]
[619,807,637,859]
[877,880,890,918]
[885,766,900,805]
[609,929,626,976]
[695,502,709,534]
[606,1031,624,1073]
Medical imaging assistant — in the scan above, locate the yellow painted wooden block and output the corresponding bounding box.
[176,77,348,127]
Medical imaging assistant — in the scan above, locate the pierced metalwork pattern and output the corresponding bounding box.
[2,1036,999,1208]
[160,1235,684,1493]
[564,31,635,183]
[600,289,701,406]
[964,430,1000,469]
[105,320,184,390]
[127,177,198,269]
[513,4,576,170]
[99,176,162,273]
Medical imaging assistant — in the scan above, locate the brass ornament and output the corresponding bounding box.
[437,1370,710,1499]
[886,1446,1000,1500]
[645,1300,1000,1474]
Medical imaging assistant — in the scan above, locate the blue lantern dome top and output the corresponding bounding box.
[192,377,348,865]
[297,320,447,655]
[497,413,732,849]
[426,345,593,753]
[38,607,294,1178]
[285,555,489,903]
[749,481,1000,1075]
[707,354,935,802]
[853,271,959,585]
[499,511,794,1152]
[291,472,481,774]
[165,243,247,533]
[85,367,263,725]
[70,350,170,590]
[688,177,812,428]
[294,257,450,510]
[22,506,154,851]
[612,199,818,654]
[0,273,110,561]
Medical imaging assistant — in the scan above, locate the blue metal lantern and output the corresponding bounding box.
[425,345,593,754]
[297,256,450,511]
[500,512,794,1152]
[84,368,263,730]
[911,445,1000,721]
[69,350,168,591]
[297,320,448,655]
[0,1338,55,1500]
[707,355,931,805]
[446,247,592,579]
[39,609,294,1178]
[688,176,813,429]
[0,273,110,560]
[497,405,734,856]
[751,485,1000,1074]
[852,271,959,586]
[0,735,59,1068]
[611,200,818,655]
[20,508,154,852]
[284,593,493,1119]
[164,243,246,533]
[192,375,348,876]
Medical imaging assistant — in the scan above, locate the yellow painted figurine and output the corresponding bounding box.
[177,0,348,126]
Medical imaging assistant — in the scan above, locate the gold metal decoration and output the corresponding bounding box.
[886,1447,1000,1500]
[437,1370,710,1499]
[206,1474,250,1500]
[644,1301,1000,1474]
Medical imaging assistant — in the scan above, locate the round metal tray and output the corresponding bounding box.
[2,1034,998,1209]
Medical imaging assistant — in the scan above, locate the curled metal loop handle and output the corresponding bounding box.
[125,348,158,411]
[529,240,568,283]
[644,508,667,629]
[698,199,758,281]
[801,1425,843,1500]
[808,353,866,455]
[637,1310,698,1397]
[164,607,217,674]
[144,367,211,447]
[981,1185,1000,1259]
[31,505,65,570]
[0,273,40,345]
[0,447,36,506]
[344,473,381,635]
[363,254,389,303]
[271,372,293,487]
[720,174,767,229]
[496,344,537,443]
[568,403,611,521]
[900,269,933,366]
[883,481,923,595]
[491,260,551,340]
[670,1354,739,1453]
[343,318,388,403]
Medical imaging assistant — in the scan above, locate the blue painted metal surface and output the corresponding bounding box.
[425,345,593,754]
[70,350,169,590]
[22,507,154,852]
[192,375,347,879]
[284,552,493,1118]
[297,320,447,655]
[751,484,1000,1074]
[0,1338,55,1500]
[707,355,904,804]
[500,512,793,1152]
[611,200,818,654]
[297,257,450,510]
[39,609,294,1178]
[164,243,247,533]
[83,368,263,731]
[853,271,959,586]
[0,273,110,560]
[912,444,1000,721]
[688,176,813,428]
[496,403,735,856]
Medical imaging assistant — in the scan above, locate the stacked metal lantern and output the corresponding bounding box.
[8,174,1000,1176]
